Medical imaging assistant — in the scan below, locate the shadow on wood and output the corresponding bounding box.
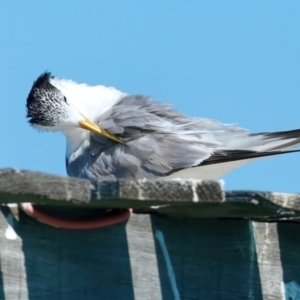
[151,217,263,300]
[2,207,300,299]
[278,223,300,299]
[0,207,281,300]
[0,207,135,300]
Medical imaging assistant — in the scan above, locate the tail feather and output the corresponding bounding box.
[250,128,300,151]
[251,128,300,139]
[218,128,300,152]
[169,128,300,180]
[201,149,300,166]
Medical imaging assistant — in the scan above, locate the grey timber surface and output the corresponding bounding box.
[1,168,300,219]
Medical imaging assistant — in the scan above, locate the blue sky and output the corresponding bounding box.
[1,1,300,193]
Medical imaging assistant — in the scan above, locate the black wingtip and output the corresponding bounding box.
[250,129,300,140]
[200,149,300,166]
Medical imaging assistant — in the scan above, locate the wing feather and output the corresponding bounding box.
[67,94,300,181]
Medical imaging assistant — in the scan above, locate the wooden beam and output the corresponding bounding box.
[1,168,300,219]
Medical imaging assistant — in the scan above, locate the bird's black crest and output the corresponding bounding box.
[26,71,63,126]
[26,72,54,107]
[33,72,53,88]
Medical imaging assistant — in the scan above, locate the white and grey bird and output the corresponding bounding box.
[26,72,300,182]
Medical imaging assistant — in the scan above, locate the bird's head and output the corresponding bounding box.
[26,72,121,142]
[26,72,74,128]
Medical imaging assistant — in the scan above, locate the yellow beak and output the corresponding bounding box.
[79,119,122,143]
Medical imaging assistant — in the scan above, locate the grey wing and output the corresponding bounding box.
[67,95,300,181]
[67,95,232,180]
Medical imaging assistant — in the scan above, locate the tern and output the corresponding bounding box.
[26,72,300,181]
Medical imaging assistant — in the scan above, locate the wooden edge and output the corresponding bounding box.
[0,168,300,219]
[0,168,224,204]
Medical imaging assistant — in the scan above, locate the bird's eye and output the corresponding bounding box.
[63,96,67,103]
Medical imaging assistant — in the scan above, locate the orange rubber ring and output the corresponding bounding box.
[20,203,132,230]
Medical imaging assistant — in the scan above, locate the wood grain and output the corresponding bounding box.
[1,168,300,219]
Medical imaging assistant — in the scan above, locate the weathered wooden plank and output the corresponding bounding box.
[226,191,300,221]
[1,208,300,300]
[0,168,223,206]
[0,168,93,204]
[253,222,285,300]
[126,215,162,300]
[1,168,300,219]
